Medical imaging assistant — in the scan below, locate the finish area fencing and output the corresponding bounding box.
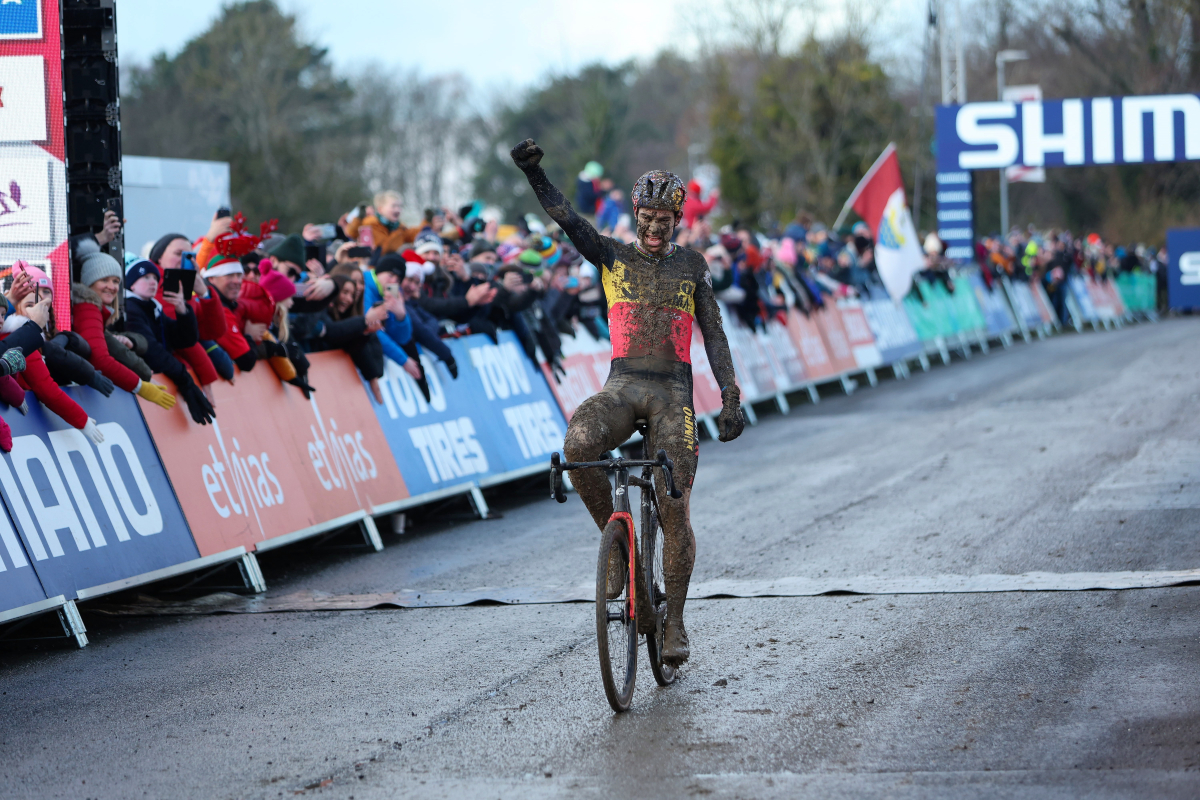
[0,270,1158,645]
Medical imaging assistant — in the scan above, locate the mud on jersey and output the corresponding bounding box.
[518,163,738,390]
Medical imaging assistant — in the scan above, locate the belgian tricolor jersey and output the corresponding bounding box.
[601,242,707,362]
[520,163,739,392]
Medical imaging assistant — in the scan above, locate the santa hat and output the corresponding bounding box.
[203,213,277,277]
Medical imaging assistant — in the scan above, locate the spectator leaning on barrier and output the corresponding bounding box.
[304,267,389,403]
[122,259,215,425]
[71,251,176,411]
[150,232,235,389]
[1,265,104,445]
[6,262,120,401]
[362,255,421,381]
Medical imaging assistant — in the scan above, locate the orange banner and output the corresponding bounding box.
[142,352,408,557]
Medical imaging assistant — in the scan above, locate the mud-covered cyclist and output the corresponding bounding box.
[511,139,745,666]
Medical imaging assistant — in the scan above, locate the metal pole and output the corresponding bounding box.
[997,58,1008,237]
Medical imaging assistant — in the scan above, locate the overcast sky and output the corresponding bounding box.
[118,0,929,94]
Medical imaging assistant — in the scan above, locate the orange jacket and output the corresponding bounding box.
[344,215,418,254]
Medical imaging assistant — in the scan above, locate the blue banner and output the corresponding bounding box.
[0,386,200,601]
[937,95,1200,173]
[368,331,567,496]
[0,499,47,615]
[1167,228,1200,309]
[966,271,1017,336]
[1067,276,1099,322]
[861,287,924,363]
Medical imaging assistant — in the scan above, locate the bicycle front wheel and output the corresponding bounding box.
[642,500,677,686]
[596,518,637,712]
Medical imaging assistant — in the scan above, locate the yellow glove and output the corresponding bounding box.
[136,381,177,410]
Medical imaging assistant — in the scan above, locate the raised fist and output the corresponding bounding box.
[510,138,544,172]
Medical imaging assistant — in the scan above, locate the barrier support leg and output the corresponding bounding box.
[360,515,384,552]
[1002,332,1012,348]
[57,600,88,649]
[977,332,989,354]
[237,551,267,593]
[742,403,758,426]
[938,342,951,365]
[775,392,790,414]
[840,375,858,395]
[865,367,878,388]
[918,353,931,372]
[806,384,820,403]
[699,415,719,440]
[957,334,972,359]
[468,484,490,519]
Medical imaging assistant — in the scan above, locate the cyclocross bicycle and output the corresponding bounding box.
[549,420,683,712]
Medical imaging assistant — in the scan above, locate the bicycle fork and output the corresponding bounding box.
[609,467,636,623]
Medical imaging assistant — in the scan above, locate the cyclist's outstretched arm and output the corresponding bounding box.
[694,271,737,391]
[511,138,609,268]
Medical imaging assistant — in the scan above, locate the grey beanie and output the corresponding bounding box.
[79,250,124,289]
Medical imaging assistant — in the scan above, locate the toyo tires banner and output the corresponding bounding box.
[370,330,567,496]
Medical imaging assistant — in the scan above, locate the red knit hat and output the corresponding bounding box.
[258,262,296,303]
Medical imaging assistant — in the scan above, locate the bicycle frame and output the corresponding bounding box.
[550,449,682,624]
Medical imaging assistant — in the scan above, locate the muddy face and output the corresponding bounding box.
[636,208,676,255]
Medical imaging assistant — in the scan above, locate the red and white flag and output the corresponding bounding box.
[843,143,924,302]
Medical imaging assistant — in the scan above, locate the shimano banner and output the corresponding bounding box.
[0,387,200,601]
[1166,228,1200,309]
[369,330,568,497]
[937,94,1200,173]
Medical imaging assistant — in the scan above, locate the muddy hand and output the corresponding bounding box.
[717,386,744,442]
[510,138,544,172]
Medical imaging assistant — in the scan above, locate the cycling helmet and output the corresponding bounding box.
[631,170,687,215]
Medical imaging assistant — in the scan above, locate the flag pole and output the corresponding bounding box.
[832,142,898,231]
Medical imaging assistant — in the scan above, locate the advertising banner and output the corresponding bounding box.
[861,289,924,363]
[813,306,859,375]
[966,270,1017,336]
[370,330,566,496]
[785,308,837,380]
[144,352,407,557]
[688,329,726,417]
[0,0,69,326]
[0,386,199,600]
[0,500,47,616]
[542,326,611,421]
[836,301,885,369]
[937,94,1200,173]
[1067,275,1099,323]
[1167,227,1200,309]
[1004,278,1047,330]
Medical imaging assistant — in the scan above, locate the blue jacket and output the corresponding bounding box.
[363,269,413,365]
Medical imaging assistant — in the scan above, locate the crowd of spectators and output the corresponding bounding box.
[0,161,1168,441]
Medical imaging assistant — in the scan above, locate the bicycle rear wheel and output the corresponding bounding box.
[642,497,677,686]
[596,518,637,712]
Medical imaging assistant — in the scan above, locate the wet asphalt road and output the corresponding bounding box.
[3,318,1200,799]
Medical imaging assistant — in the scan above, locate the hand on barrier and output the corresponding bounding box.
[717,385,745,443]
[136,381,177,410]
[88,371,115,397]
[182,383,216,425]
[403,358,422,381]
[0,348,25,377]
[445,356,458,379]
[82,418,105,445]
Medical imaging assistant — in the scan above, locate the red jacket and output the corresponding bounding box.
[682,180,718,228]
[237,280,276,327]
[10,347,87,429]
[70,284,140,393]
